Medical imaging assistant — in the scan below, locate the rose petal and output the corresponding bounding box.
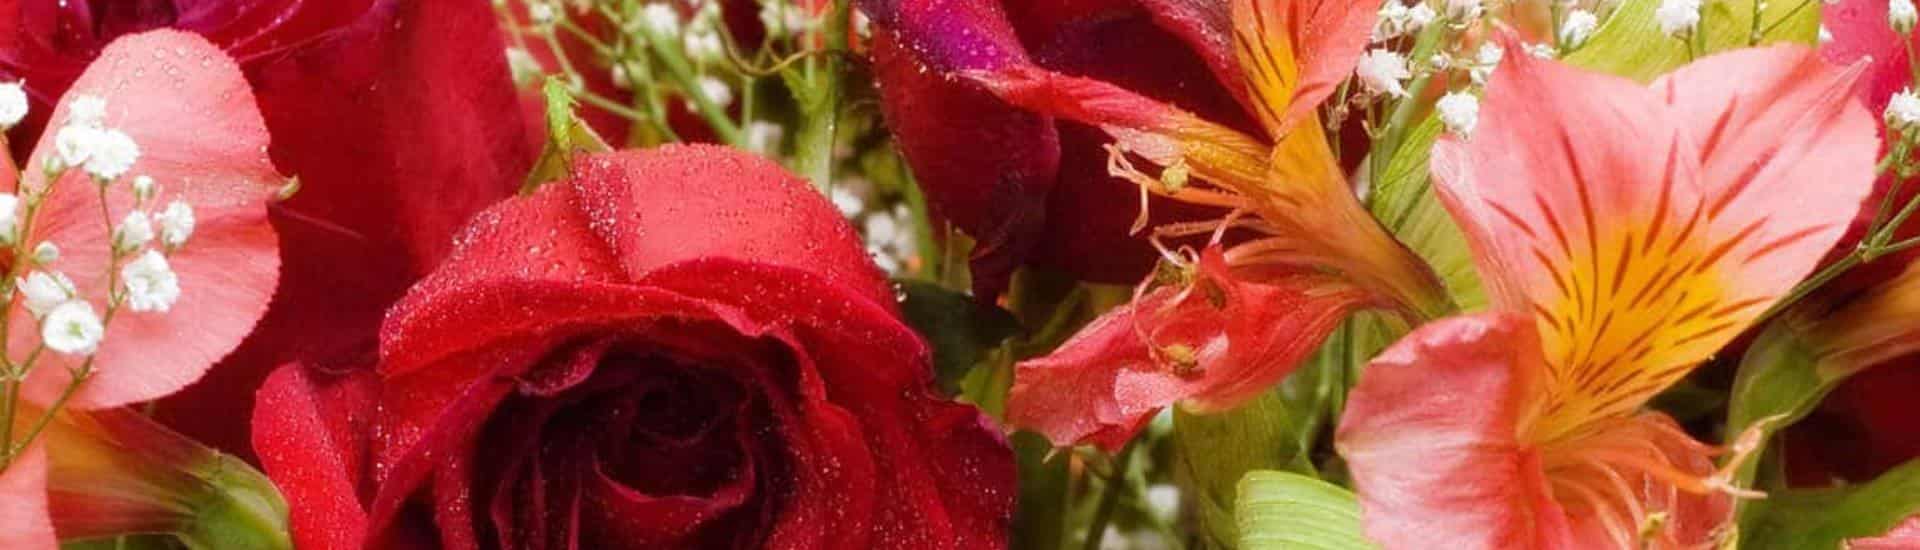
[252,363,378,550]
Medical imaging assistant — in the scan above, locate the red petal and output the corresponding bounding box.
[251,363,378,550]
[0,440,55,550]
[1008,246,1367,450]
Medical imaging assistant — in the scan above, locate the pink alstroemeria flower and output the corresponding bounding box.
[0,30,285,548]
[1335,41,1878,548]
[994,0,1453,451]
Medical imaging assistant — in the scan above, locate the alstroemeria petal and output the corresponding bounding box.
[1822,0,1912,111]
[1007,246,1366,451]
[968,64,1272,197]
[1656,45,1875,316]
[1853,516,1920,549]
[1430,40,1755,438]
[1230,0,1383,137]
[1335,313,1575,549]
[0,440,55,550]
[16,30,281,410]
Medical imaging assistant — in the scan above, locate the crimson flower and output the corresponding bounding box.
[253,145,1014,549]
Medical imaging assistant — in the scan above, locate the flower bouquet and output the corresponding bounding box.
[1,0,1918,549]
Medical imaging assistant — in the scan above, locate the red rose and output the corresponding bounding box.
[0,0,537,458]
[252,145,1015,549]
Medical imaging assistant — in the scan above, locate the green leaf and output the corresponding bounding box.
[1564,0,1822,82]
[1235,470,1378,550]
[894,280,1021,395]
[520,77,611,194]
[1174,313,1401,547]
[1726,322,1860,532]
[1742,460,1920,550]
[1368,114,1484,311]
[1011,432,1071,550]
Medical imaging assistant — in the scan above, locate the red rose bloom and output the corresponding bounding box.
[252,145,1015,549]
[0,0,537,458]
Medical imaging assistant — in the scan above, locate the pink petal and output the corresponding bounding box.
[1334,313,1576,549]
[1007,246,1367,451]
[0,440,55,550]
[1853,516,1920,549]
[1654,45,1877,307]
[16,30,281,409]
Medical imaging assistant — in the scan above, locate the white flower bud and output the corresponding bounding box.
[32,242,57,265]
[642,3,681,37]
[83,128,139,181]
[1437,91,1481,136]
[1894,0,1918,34]
[131,175,155,202]
[41,300,102,355]
[113,210,154,253]
[1560,10,1600,48]
[65,95,106,127]
[1525,42,1558,59]
[1445,0,1484,20]
[1373,2,1412,42]
[1820,25,1834,44]
[54,124,102,168]
[746,121,784,154]
[683,30,725,65]
[120,250,180,313]
[1470,43,1504,85]
[1656,0,1702,38]
[528,1,557,26]
[1887,88,1920,133]
[1355,49,1412,97]
[691,76,734,108]
[0,81,27,128]
[18,271,75,318]
[1407,4,1438,30]
[157,200,194,248]
[0,193,19,245]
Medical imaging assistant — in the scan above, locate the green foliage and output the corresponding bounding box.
[1235,470,1377,550]
[1367,114,1484,311]
[894,279,1021,395]
[1743,461,1920,550]
[1564,0,1822,82]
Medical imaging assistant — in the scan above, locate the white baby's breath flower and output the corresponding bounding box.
[1524,42,1557,59]
[1355,49,1412,97]
[1895,0,1918,33]
[1560,10,1600,48]
[642,3,681,36]
[54,124,103,168]
[1373,2,1412,41]
[527,1,557,26]
[0,81,27,128]
[41,299,102,355]
[83,128,139,181]
[1471,42,1504,85]
[65,95,106,127]
[684,30,725,65]
[1407,4,1438,30]
[1445,0,1484,20]
[1887,88,1920,133]
[1436,91,1481,136]
[121,250,180,313]
[32,242,57,265]
[746,121,784,154]
[113,210,154,253]
[691,76,734,108]
[157,200,194,248]
[1820,25,1834,44]
[131,175,155,202]
[0,193,19,245]
[18,271,75,318]
[1656,0,1702,38]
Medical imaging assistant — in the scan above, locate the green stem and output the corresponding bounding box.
[1368,22,1450,186]
[790,0,851,189]
[1081,441,1139,550]
[638,19,744,145]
